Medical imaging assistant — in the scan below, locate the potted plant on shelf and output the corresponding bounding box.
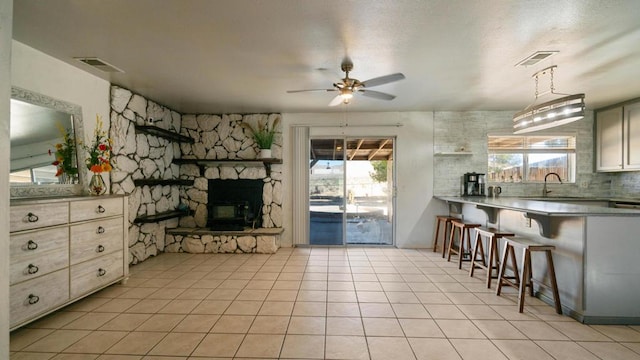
[242,117,280,159]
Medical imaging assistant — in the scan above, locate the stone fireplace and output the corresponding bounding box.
[109,85,283,259]
[163,113,283,254]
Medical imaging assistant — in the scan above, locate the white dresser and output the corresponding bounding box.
[9,195,128,330]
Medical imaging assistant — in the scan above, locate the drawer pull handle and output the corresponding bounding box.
[98,268,107,276]
[27,240,38,250]
[27,213,39,223]
[97,226,105,234]
[97,205,106,213]
[97,245,105,253]
[27,264,39,274]
[28,294,40,305]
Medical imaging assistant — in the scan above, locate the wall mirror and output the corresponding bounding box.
[10,86,87,198]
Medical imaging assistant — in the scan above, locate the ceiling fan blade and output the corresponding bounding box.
[328,95,344,106]
[361,73,405,88]
[287,89,336,93]
[358,89,396,100]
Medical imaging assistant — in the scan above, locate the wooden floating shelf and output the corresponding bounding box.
[134,125,195,143]
[133,179,194,186]
[166,227,284,236]
[172,158,282,176]
[434,152,473,156]
[134,210,191,224]
[172,158,282,165]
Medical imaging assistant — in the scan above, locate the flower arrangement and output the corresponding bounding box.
[82,115,113,173]
[49,123,78,180]
[241,117,280,149]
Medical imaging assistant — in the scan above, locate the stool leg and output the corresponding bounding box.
[518,248,531,313]
[545,250,563,314]
[496,241,510,296]
[441,221,451,258]
[458,228,471,269]
[478,235,486,267]
[487,236,497,288]
[433,218,442,253]
[509,244,520,287]
[447,225,456,262]
[469,232,481,277]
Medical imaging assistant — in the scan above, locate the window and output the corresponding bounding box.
[488,135,576,183]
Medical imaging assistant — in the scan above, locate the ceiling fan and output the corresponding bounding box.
[287,60,405,106]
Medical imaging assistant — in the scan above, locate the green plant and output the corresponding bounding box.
[242,117,280,149]
[369,160,388,183]
[49,123,78,179]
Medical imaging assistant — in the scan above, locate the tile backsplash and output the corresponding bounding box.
[432,110,628,198]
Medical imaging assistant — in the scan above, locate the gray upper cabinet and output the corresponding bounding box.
[595,98,640,172]
[624,102,640,170]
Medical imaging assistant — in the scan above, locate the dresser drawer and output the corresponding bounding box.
[10,202,69,232]
[70,217,123,265]
[10,227,69,284]
[70,251,124,298]
[10,269,69,327]
[70,197,123,222]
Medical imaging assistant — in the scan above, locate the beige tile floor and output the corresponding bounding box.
[10,247,640,360]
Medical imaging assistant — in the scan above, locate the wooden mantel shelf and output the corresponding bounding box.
[167,227,284,236]
[172,158,282,176]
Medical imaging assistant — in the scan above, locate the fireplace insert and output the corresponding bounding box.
[209,201,251,231]
[208,179,263,230]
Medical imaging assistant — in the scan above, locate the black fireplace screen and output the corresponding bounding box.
[207,179,263,230]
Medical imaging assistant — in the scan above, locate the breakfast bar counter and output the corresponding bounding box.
[435,196,640,325]
[436,196,640,217]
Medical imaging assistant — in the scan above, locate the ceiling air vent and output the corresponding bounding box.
[74,57,124,73]
[515,51,558,67]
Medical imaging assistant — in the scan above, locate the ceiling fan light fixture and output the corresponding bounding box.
[513,66,585,134]
[340,88,354,104]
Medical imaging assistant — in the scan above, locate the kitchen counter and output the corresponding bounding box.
[435,196,640,217]
[434,195,640,324]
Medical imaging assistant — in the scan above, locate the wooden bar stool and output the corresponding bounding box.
[469,227,515,288]
[496,236,562,314]
[433,215,458,258]
[447,219,481,269]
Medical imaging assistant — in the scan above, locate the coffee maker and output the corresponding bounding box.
[462,172,485,196]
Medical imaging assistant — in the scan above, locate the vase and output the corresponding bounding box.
[88,173,106,195]
[259,148,272,159]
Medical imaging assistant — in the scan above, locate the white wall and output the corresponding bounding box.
[281,112,446,248]
[0,0,12,356]
[11,40,111,189]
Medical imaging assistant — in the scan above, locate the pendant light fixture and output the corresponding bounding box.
[513,65,585,134]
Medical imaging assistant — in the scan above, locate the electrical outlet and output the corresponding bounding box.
[580,180,589,188]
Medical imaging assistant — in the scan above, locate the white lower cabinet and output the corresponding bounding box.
[70,251,124,298]
[10,269,70,326]
[9,195,128,330]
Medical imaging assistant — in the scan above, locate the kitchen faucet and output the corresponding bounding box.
[542,172,562,197]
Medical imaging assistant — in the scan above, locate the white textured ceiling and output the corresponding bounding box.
[12,0,640,114]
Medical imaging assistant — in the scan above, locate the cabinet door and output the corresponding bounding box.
[624,102,640,170]
[596,107,624,171]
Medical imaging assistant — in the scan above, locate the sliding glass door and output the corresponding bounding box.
[309,137,394,246]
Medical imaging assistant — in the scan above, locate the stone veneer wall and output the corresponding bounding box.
[109,86,183,264]
[164,113,283,254]
[109,85,284,262]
